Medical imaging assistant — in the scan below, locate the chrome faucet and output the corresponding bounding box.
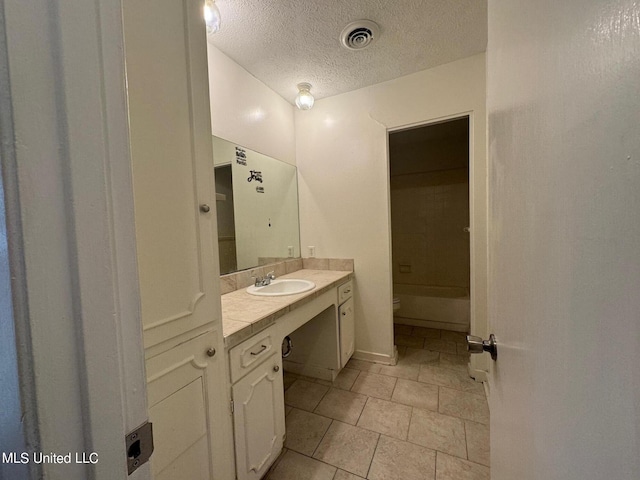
[252,270,276,287]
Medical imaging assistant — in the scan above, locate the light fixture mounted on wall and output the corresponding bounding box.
[204,0,221,36]
[295,83,315,110]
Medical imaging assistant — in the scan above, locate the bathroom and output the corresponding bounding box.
[0,0,490,478]
[122,0,490,478]
[3,1,639,480]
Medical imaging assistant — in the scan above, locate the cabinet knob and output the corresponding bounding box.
[206,348,216,357]
[200,204,211,213]
[273,365,280,372]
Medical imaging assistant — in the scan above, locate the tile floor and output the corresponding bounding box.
[265,325,490,480]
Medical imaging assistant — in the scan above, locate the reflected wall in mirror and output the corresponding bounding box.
[213,136,301,275]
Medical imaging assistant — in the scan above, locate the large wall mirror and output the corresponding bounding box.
[212,136,301,275]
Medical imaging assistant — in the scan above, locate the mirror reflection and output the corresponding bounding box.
[212,136,301,275]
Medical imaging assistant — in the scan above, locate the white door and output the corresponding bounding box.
[232,353,285,480]
[123,0,234,478]
[487,1,640,479]
[339,297,355,367]
[124,0,219,350]
[146,330,225,480]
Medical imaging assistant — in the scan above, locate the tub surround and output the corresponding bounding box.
[221,265,354,349]
[394,283,470,332]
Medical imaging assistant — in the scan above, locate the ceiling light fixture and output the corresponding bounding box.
[204,0,221,36]
[295,83,315,110]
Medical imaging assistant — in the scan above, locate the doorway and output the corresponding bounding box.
[388,117,470,335]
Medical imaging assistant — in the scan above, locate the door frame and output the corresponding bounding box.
[1,1,148,478]
[386,110,489,381]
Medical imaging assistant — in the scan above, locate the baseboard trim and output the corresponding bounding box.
[352,349,396,366]
[393,316,468,332]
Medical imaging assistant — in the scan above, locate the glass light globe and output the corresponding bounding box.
[295,83,315,110]
[204,0,221,35]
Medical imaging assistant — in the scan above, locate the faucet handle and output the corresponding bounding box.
[250,270,263,287]
[266,271,276,280]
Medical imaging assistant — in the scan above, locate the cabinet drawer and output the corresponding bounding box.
[229,326,277,383]
[338,280,353,304]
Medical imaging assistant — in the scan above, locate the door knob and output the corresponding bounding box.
[206,348,216,357]
[200,204,211,213]
[466,334,498,361]
[273,365,280,372]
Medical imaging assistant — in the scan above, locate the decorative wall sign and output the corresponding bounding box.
[235,146,247,165]
[247,170,263,183]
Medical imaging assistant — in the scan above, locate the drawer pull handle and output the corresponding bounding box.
[206,348,216,357]
[273,365,280,372]
[342,311,347,316]
[251,345,268,356]
[344,289,351,294]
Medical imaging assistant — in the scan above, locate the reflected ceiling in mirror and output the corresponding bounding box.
[212,136,301,275]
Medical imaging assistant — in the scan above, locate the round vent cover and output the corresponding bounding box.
[340,20,380,51]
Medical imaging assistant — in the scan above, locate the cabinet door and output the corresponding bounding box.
[123,0,218,349]
[339,297,355,367]
[233,353,285,480]
[146,330,227,480]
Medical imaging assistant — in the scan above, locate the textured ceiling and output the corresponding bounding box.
[209,0,487,104]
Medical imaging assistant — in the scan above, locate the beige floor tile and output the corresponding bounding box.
[438,353,469,372]
[393,324,414,336]
[435,452,490,480]
[368,435,436,480]
[391,378,439,411]
[407,408,466,458]
[395,334,425,348]
[313,421,379,477]
[314,388,367,425]
[378,363,420,381]
[283,372,298,391]
[266,450,336,480]
[465,420,490,467]
[285,379,329,412]
[351,372,397,400]
[440,331,467,344]
[412,327,441,339]
[398,347,440,366]
[284,408,332,456]
[345,358,382,374]
[418,365,485,395]
[331,367,361,390]
[316,369,360,390]
[357,397,412,440]
[423,339,458,354]
[333,469,364,480]
[438,387,489,425]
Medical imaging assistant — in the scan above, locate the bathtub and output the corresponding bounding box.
[393,284,469,332]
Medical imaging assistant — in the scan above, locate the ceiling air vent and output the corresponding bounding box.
[340,20,380,51]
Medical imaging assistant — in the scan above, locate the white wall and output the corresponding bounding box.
[487,0,640,478]
[207,45,296,165]
[296,54,487,363]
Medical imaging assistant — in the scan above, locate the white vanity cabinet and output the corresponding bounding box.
[230,326,285,480]
[338,280,355,367]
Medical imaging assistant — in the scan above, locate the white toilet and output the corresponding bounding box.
[393,297,401,314]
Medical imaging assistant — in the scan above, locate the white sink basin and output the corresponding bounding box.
[247,279,316,297]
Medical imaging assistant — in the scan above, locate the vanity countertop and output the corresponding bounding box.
[221,269,353,349]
